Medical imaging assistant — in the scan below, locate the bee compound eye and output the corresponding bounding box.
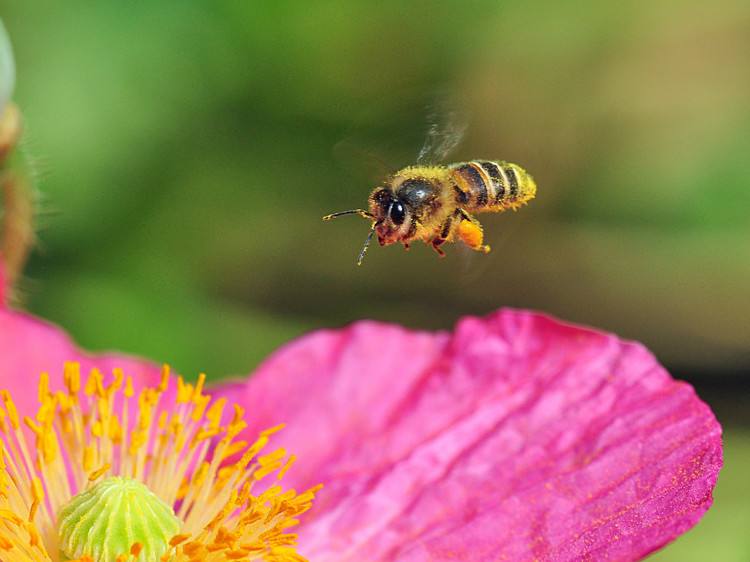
[390,202,406,225]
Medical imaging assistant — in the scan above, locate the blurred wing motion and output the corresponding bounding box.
[332,137,393,185]
[416,97,469,164]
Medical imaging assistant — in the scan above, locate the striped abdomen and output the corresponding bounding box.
[449,160,536,212]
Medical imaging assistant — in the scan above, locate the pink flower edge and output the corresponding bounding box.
[216,309,723,561]
[0,311,164,420]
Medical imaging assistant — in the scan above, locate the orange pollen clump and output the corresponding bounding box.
[0,362,321,562]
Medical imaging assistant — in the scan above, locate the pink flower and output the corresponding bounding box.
[0,264,722,561]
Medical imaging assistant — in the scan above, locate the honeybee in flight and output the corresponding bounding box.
[323,110,536,265]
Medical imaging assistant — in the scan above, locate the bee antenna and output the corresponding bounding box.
[357,221,380,266]
[322,209,373,221]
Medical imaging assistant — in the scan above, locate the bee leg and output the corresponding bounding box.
[403,242,410,251]
[457,212,491,254]
[322,209,373,221]
[431,238,447,257]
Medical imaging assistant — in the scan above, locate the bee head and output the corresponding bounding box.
[369,188,411,246]
[321,184,420,265]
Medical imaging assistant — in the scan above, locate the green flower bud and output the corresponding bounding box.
[57,477,182,562]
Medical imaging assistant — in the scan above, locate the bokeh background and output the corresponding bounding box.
[1,2,748,559]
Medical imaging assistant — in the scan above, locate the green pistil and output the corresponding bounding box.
[57,477,181,562]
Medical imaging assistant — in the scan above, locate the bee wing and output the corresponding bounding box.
[333,92,436,185]
[416,95,469,165]
[332,137,394,186]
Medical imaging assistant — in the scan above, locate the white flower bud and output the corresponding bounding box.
[0,19,15,114]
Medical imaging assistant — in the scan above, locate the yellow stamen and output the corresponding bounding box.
[1,390,20,430]
[0,362,320,561]
[87,463,111,482]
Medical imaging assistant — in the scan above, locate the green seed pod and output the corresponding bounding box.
[0,18,14,114]
[57,477,182,562]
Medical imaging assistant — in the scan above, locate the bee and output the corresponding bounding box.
[323,113,536,265]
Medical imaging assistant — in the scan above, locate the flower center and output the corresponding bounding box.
[57,476,181,562]
[0,363,321,561]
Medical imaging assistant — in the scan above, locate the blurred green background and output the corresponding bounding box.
[1,2,748,559]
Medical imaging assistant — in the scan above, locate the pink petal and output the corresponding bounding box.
[0,262,163,416]
[215,309,722,561]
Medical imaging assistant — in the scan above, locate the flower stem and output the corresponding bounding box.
[0,103,35,299]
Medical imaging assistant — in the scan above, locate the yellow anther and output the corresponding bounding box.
[36,395,57,426]
[24,416,42,436]
[191,394,210,422]
[61,416,74,434]
[253,462,282,481]
[109,368,124,394]
[259,485,282,501]
[183,542,207,558]
[261,423,286,437]
[225,420,248,441]
[83,445,95,472]
[109,416,123,442]
[84,370,95,396]
[237,480,252,503]
[159,365,170,393]
[176,476,190,500]
[231,404,245,425]
[169,534,190,547]
[177,377,193,404]
[215,465,236,486]
[129,430,147,455]
[64,361,81,395]
[192,462,210,488]
[221,440,248,461]
[1,390,20,430]
[85,368,105,398]
[242,435,269,465]
[205,492,238,531]
[88,463,111,481]
[168,413,181,431]
[206,398,227,429]
[259,448,287,466]
[29,476,44,521]
[158,411,168,431]
[278,518,300,530]
[193,373,206,401]
[0,508,23,524]
[97,399,112,424]
[277,455,296,481]
[41,430,58,463]
[124,376,134,398]
[212,478,235,497]
[25,520,41,547]
[190,428,219,449]
[38,372,50,403]
[137,396,154,430]
[56,390,72,412]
